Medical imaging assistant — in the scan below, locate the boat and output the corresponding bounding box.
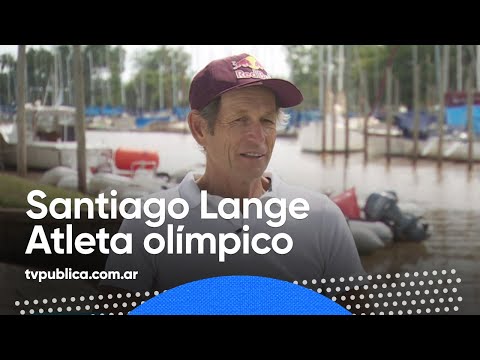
[38,147,174,199]
[0,103,113,171]
[331,187,430,256]
[298,115,365,153]
[368,97,480,161]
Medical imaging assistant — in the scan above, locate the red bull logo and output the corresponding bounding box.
[232,55,270,80]
[232,55,265,71]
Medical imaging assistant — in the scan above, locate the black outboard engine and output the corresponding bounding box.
[364,191,430,242]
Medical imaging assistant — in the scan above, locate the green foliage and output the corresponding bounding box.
[284,45,476,112]
[125,46,191,111]
[0,174,89,209]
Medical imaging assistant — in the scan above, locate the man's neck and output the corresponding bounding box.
[195,172,270,200]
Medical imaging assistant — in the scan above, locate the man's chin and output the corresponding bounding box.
[238,167,267,180]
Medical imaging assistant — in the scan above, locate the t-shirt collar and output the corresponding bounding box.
[178,171,280,209]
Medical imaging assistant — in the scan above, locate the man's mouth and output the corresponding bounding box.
[240,152,265,159]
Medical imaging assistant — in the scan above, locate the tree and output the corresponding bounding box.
[125,46,191,113]
[284,45,321,109]
[26,48,54,105]
[283,45,458,113]
[0,53,16,107]
[82,45,126,107]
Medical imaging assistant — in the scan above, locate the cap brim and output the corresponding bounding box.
[260,79,304,108]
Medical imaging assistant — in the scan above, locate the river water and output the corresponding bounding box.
[85,129,480,314]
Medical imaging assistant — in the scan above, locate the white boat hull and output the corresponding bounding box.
[299,119,364,153]
[1,127,112,171]
[368,134,480,161]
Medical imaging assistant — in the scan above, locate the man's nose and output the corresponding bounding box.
[245,121,266,142]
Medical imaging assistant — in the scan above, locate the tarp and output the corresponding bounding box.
[445,105,480,134]
[135,115,171,128]
[85,106,124,117]
[393,111,438,139]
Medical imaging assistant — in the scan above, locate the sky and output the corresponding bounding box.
[0,45,291,80]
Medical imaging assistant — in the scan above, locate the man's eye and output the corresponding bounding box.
[262,119,275,124]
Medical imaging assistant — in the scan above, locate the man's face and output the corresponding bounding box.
[203,86,277,182]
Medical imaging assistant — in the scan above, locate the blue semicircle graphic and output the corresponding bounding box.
[129,276,351,315]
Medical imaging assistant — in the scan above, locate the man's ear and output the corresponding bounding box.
[188,110,209,146]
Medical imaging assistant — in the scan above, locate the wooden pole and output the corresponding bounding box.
[386,66,392,164]
[438,45,449,167]
[323,45,332,153]
[73,45,87,194]
[332,91,337,152]
[318,45,324,156]
[395,78,400,112]
[352,46,369,162]
[318,45,324,118]
[457,45,463,91]
[466,63,474,171]
[158,62,164,110]
[413,45,420,164]
[344,45,351,157]
[476,45,480,91]
[16,45,27,177]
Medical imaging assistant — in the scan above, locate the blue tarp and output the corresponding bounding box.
[393,112,438,139]
[85,106,124,117]
[445,105,480,134]
[172,106,190,121]
[135,115,171,128]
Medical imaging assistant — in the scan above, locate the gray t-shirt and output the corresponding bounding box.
[100,171,366,293]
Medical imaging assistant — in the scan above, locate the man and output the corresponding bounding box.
[98,53,366,313]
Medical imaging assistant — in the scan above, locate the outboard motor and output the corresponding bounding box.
[364,191,430,242]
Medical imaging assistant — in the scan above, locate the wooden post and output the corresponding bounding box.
[323,45,332,153]
[386,66,392,164]
[73,45,87,194]
[333,45,344,154]
[171,52,177,109]
[318,45,324,156]
[352,46,369,162]
[158,61,164,110]
[318,45,324,120]
[466,63,474,171]
[457,45,463,91]
[476,45,480,91]
[88,51,95,107]
[344,45,350,157]
[394,77,400,113]
[332,91,337,152]
[438,45,449,167]
[322,73,328,153]
[16,45,27,177]
[363,91,369,162]
[413,45,420,164]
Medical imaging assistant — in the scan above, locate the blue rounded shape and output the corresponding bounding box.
[129,276,350,315]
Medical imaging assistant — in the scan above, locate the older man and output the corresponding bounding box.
[98,53,366,313]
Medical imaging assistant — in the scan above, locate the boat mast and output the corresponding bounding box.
[172,51,177,109]
[16,45,27,177]
[159,61,164,110]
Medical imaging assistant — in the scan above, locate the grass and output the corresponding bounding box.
[0,173,89,209]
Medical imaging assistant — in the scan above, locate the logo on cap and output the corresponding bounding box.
[231,55,271,80]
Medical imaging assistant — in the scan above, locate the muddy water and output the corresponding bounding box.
[86,130,480,314]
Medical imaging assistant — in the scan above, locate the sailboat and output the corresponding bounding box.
[0,102,113,171]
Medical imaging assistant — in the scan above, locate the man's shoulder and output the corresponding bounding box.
[271,174,344,219]
[141,183,181,202]
[273,174,331,205]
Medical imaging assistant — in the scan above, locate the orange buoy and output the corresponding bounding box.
[114,147,159,172]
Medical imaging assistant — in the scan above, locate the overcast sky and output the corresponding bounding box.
[0,45,290,80]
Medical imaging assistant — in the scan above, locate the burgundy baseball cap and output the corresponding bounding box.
[189,53,303,111]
